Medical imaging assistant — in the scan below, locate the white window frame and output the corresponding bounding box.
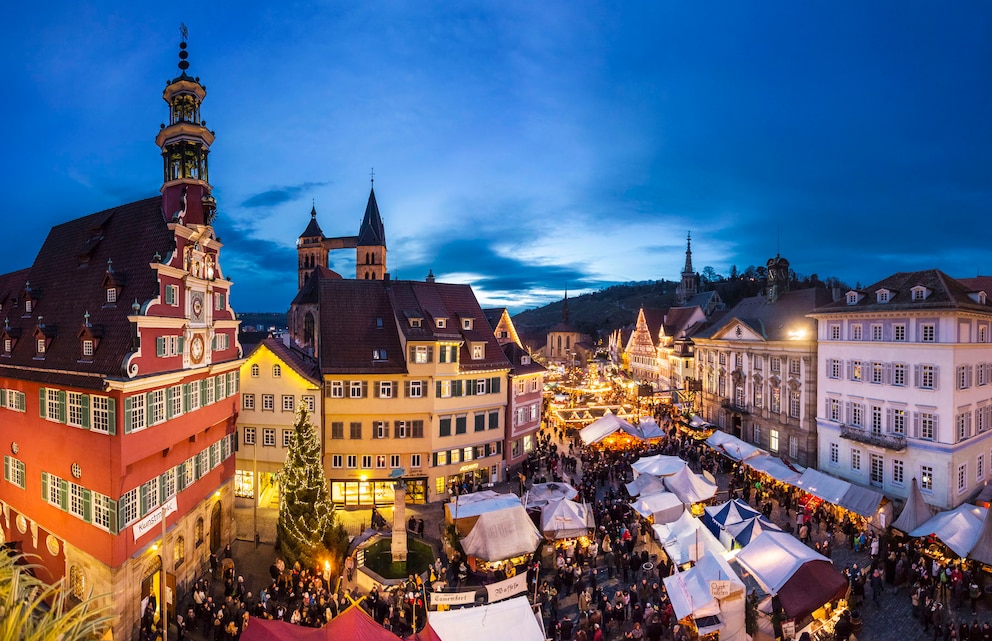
[262,428,276,447]
[281,395,294,412]
[330,381,344,398]
[262,394,274,411]
[411,454,422,468]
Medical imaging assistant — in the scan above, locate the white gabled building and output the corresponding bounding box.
[809,270,992,510]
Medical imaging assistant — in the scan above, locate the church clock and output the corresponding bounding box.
[189,334,205,364]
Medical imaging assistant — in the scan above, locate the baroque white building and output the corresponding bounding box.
[809,270,992,510]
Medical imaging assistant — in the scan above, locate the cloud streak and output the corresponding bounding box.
[240,181,330,209]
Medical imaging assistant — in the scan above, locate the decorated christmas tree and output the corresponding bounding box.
[277,406,334,570]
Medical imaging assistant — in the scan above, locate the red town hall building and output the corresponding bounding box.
[0,40,241,639]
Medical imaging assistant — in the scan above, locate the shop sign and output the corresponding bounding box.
[485,573,528,602]
[709,580,732,598]
[431,590,476,606]
[459,463,479,472]
[133,497,178,542]
[781,620,796,639]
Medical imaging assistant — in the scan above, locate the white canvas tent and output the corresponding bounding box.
[793,469,884,518]
[706,430,766,462]
[631,491,684,524]
[631,454,687,477]
[579,412,641,444]
[524,482,579,508]
[635,417,667,439]
[652,511,726,565]
[461,504,543,562]
[626,473,668,497]
[891,477,935,534]
[663,551,747,641]
[541,498,595,539]
[909,503,987,558]
[428,596,544,641]
[745,455,804,485]
[663,466,718,504]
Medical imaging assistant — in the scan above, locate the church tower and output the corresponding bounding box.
[356,184,387,280]
[298,205,328,289]
[156,33,216,226]
[676,232,699,305]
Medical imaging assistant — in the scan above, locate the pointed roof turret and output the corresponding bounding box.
[299,204,325,239]
[357,187,386,247]
[682,232,694,275]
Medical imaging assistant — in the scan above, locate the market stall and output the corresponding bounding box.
[652,511,726,566]
[705,430,766,462]
[523,482,579,509]
[663,550,747,641]
[626,473,668,498]
[428,596,544,641]
[460,503,543,564]
[445,492,522,536]
[744,455,805,485]
[908,502,988,558]
[540,498,595,540]
[891,477,936,535]
[663,466,718,505]
[733,530,848,622]
[724,516,780,547]
[703,499,764,547]
[630,490,685,525]
[631,454,687,477]
[578,412,641,445]
[792,468,891,528]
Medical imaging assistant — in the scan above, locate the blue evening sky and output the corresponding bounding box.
[5,2,991,314]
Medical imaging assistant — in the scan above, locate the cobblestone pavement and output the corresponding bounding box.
[176,440,990,641]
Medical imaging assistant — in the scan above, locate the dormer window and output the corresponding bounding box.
[436,318,447,329]
[846,291,863,305]
[969,291,988,305]
[36,339,46,354]
[462,318,474,330]
[24,299,34,313]
[82,339,94,357]
[3,339,10,353]
[521,355,531,365]
[911,286,930,301]
[373,349,387,361]
[106,288,117,304]
[375,317,383,329]
[876,289,891,303]
[410,318,422,328]
[471,342,485,360]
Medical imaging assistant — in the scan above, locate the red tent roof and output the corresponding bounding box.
[240,604,435,641]
[776,560,848,619]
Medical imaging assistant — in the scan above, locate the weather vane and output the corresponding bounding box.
[180,23,189,43]
[370,167,375,185]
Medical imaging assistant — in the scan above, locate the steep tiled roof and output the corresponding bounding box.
[483,308,506,332]
[696,288,833,341]
[813,270,991,315]
[639,308,667,346]
[356,188,386,247]
[500,340,545,376]
[662,306,702,339]
[0,197,174,388]
[252,337,321,386]
[299,206,325,239]
[314,279,510,375]
[292,266,343,306]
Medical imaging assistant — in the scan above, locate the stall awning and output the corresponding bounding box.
[745,455,804,485]
[909,503,987,558]
[705,430,766,462]
[793,469,884,518]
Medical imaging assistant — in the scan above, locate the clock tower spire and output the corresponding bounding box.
[156,27,216,226]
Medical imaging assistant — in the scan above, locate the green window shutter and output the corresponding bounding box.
[107,499,117,534]
[82,489,92,523]
[404,381,410,397]
[450,346,458,362]
[123,396,133,433]
[107,398,117,435]
[489,411,499,430]
[58,390,67,423]
[165,387,174,420]
[439,347,447,364]
[436,381,442,398]
[373,382,380,399]
[3,456,9,482]
[453,380,463,397]
[139,485,147,516]
[59,479,68,511]
[426,346,434,362]
[16,392,25,412]
[182,383,191,413]
[80,394,91,429]
[200,379,208,406]
[408,346,415,362]
[156,336,166,357]
[475,414,485,432]
[145,392,153,426]
[41,471,49,502]
[234,372,240,393]
[491,377,501,394]
[159,473,168,504]
[362,381,368,398]
[214,376,221,399]
[39,388,46,419]
[113,498,125,534]
[0,389,6,406]
[178,336,185,354]
[466,380,476,396]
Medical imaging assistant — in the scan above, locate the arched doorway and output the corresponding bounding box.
[210,501,222,553]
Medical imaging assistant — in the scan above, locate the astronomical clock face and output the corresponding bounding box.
[190,291,205,322]
[190,334,205,364]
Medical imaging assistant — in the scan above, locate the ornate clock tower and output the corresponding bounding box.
[156,32,216,227]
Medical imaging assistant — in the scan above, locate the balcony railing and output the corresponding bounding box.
[721,401,750,415]
[839,424,907,451]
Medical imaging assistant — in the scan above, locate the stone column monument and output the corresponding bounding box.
[391,480,408,562]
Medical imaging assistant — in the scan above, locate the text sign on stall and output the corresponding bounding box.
[431,591,476,606]
[709,580,732,598]
[485,573,529,602]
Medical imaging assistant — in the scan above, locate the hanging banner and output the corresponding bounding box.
[430,590,476,606]
[485,573,528,602]
[133,497,178,542]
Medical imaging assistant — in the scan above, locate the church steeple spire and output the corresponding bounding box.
[562,288,570,325]
[682,232,694,274]
[156,26,215,226]
[676,231,699,305]
[356,179,387,280]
